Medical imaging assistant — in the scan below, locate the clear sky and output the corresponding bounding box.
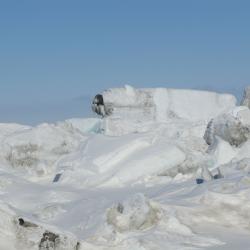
[0,0,250,124]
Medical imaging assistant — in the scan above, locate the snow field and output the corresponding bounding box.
[0,87,249,249]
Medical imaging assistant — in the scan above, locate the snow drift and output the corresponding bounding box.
[1,85,250,249]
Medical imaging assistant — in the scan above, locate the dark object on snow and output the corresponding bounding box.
[93,94,104,106]
[213,174,222,180]
[53,173,62,183]
[213,168,224,180]
[117,203,124,214]
[39,231,59,250]
[92,94,113,116]
[18,218,38,228]
[196,178,204,184]
[39,231,80,250]
[19,218,24,226]
[203,119,214,146]
[92,94,105,116]
[75,242,81,250]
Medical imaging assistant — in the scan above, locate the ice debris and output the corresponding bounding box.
[106,193,160,232]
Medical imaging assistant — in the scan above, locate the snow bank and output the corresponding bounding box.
[56,128,197,187]
[184,188,250,231]
[0,117,198,186]
[0,122,88,178]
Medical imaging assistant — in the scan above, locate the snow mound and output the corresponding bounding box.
[204,106,250,147]
[106,193,160,232]
[0,202,79,250]
[0,122,87,178]
[56,127,199,187]
[193,189,250,230]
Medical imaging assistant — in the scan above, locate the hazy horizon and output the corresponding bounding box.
[1,0,249,124]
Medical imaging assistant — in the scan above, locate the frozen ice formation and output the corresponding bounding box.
[106,193,160,232]
[92,85,236,135]
[0,203,79,250]
[97,85,236,120]
[241,86,250,108]
[204,106,250,147]
[1,86,250,249]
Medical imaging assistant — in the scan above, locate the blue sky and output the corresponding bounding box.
[0,0,250,124]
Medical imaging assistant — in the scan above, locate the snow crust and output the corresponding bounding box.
[1,86,250,249]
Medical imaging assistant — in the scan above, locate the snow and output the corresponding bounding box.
[106,193,160,232]
[208,137,237,167]
[100,86,236,136]
[62,118,102,134]
[0,86,250,249]
[204,106,250,147]
[241,86,250,109]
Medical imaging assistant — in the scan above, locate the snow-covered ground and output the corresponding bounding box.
[0,86,250,249]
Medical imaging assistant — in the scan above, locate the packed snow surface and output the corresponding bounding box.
[0,87,250,249]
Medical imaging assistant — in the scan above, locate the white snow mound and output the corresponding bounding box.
[106,193,160,232]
